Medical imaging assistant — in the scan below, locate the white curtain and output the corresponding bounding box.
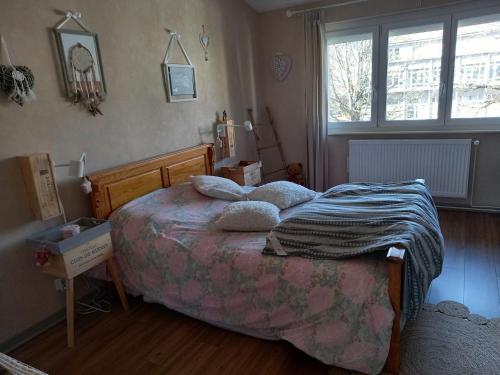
[304,10,329,192]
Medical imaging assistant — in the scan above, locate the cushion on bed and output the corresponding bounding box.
[246,181,316,209]
[215,201,281,231]
[191,175,246,201]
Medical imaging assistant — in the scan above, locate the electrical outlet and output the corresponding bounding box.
[54,278,65,292]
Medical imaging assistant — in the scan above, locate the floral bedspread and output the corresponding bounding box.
[107,183,394,374]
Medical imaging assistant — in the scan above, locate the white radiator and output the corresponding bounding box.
[348,139,472,198]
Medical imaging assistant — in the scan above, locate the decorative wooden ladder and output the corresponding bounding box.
[247,107,287,182]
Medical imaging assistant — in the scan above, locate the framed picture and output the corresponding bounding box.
[162,63,197,102]
[54,29,106,98]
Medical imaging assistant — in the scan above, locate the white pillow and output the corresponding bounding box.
[190,175,246,201]
[215,201,281,232]
[246,181,316,209]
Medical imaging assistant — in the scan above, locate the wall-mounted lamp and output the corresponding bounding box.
[216,120,253,147]
[54,152,92,194]
[54,152,86,178]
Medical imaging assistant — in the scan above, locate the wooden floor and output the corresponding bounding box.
[11,298,335,375]
[10,210,500,375]
[426,210,500,318]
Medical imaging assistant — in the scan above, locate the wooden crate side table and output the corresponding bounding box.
[221,160,262,186]
[27,218,128,348]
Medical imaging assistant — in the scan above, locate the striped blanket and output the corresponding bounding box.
[263,181,444,319]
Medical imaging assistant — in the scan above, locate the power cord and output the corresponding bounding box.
[76,276,111,315]
[77,299,111,315]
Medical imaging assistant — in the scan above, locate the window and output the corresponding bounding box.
[327,30,376,125]
[432,66,441,83]
[489,60,500,80]
[409,68,428,88]
[383,21,446,123]
[450,14,500,119]
[406,104,417,119]
[460,63,486,81]
[387,68,405,89]
[326,4,500,132]
[389,47,400,61]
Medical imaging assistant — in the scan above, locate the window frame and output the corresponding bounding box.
[445,7,500,127]
[326,26,380,130]
[378,16,452,128]
[325,1,500,134]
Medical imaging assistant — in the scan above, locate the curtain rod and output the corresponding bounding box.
[286,0,369,17]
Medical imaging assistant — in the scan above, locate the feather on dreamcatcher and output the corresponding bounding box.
[0,35,36,106]
[69,43,103,116]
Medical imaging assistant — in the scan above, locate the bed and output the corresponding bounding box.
[87,144,418,375]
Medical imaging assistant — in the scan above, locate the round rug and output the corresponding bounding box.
[400,301,500,375]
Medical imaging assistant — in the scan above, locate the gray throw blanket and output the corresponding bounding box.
[263,181,444,320]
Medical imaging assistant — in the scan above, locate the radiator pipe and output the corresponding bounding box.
[469,140,480,208]
[437,139,500,213]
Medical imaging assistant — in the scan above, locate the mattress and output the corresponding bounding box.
[107,183,394,374]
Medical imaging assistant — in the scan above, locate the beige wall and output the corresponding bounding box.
[2,0,500,348]
[258,0,500,207]
[0,0,260,345]
[257,11,306,179]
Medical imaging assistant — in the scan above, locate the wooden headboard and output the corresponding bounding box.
[87,144,215,219]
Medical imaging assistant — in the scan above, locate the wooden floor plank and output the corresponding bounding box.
[427,266,464,305]
[427,210,467,306]
[11,297,330,375]
[461,213,500,318]
[438,211,466,270]
[425,284,433,303]
[429,210,500,318]
[486,214,500,313]
[497,277,500,303]
[488,214,500,279]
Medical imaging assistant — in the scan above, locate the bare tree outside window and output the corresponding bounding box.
[326,11,500,127]
[327,34,373,123]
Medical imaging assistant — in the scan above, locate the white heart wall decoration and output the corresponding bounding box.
[271,53,292,82]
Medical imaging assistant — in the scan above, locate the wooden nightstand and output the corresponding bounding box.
[28,218,128,348]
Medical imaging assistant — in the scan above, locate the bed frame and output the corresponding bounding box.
[86,143,405,374]
[87,144,215,219]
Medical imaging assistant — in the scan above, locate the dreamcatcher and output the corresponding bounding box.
[69,43,103,116]
[0,35,36,106]
[54,11,105,116]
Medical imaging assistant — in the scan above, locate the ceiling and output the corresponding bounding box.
[245,0,319,13]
